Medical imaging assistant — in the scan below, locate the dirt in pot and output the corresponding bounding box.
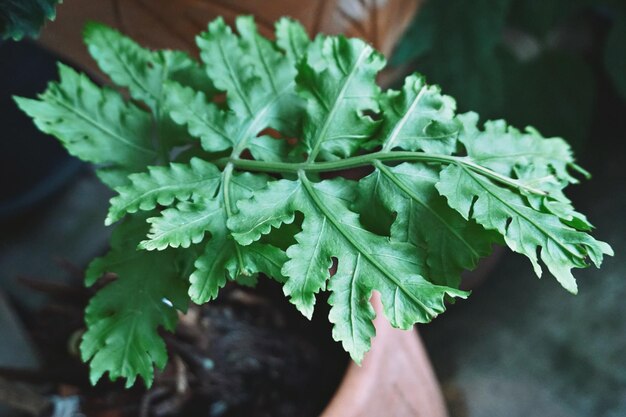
[5,274,348,417]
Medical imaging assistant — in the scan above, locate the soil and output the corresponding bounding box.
[2,273,348,417]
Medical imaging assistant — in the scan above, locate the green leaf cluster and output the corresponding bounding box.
[392,0,626,147]
[15,16,612,387]
[1,0,61,41]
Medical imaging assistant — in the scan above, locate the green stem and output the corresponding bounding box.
[225,151,548,196]
[222,162,247,271]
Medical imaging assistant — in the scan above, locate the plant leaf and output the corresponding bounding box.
[106,158,221,225]
[0,0,61,40]
[437,164,613,293]
[297,36,385,161]
[138,170,287,303]
[81,217,189,387]
[356,163,497,287]
[14,64,156,169]
[375,73,460,154]
[84,23,214,110]
[17,16,613,388]
[230,176,467,361]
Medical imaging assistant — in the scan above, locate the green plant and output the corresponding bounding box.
[391,0,626,147]
[15,16,612,388]
[1,0,61,40]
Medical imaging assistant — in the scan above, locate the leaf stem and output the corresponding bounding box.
[226,151,548,196]
[222,162,247,272]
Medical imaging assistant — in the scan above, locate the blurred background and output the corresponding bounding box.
[1,1,624,416]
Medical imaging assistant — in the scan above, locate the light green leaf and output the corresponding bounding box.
[458,112,576,183]
[106,158,221,225]
[437,165,612,293]
[18,17,612,388]
[356,163,496,287]
[81,217,189,387]
[230,176,467,361]
[183,16,306,161]
[14,64,156,169]
[457,112,593,228]
[84,23,213,111]
[81,250,188,387]
[164,82,233,153]
[376,73,460,154]
[138,170,287,303]
[275,17,310,62]
[297,36,385,161]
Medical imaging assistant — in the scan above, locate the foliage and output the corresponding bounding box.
[0,0,61,41]
[392,0,626,147]
[15,16,612,387]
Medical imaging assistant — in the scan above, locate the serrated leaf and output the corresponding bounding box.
[275,17,310,62]
[356,163,496,287]
[164,82,233,153]
[376,73,460,154]
[81,217,189,387]
[18,16,613,388]
[81,251,188,387]
[457,112,594,228]
[197,16,303,133]
[171,16,306,162]
[14,64,156,168]
[139,170,287,303]
[437,164,612,293]
[230,176,467,361]
[297,36,385,161]
[84,22,215,151]
[458,112,577,184]
[84,23,214,110]
[106,158,221,225]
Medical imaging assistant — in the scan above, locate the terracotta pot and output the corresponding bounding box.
[321,294,448,417]
[38,0,420,79]
[36,2,448,416]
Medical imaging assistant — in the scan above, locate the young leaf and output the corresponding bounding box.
[457,112,577,185]
[356,163,497,287]
[437,164,612,293]
[81,217,189,387]
[135,168,286,304]
[81,251,188,388]
[84,23,214,111]
[17,16,613,388]
[229,176,468,361]
[84,22,216,157]
[14,64,156,169]
[106,157,221,224]
[196,16,305,139]
[375,74,460,154]
[275,17,310,62]
[297,36,385,161]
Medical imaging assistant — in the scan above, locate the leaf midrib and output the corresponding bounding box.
[299,173,438,317]
[49,95,155,156]
[461,166,581,260]
[376,162,480,258]
[306,46,371,162]
[381,83,427,151]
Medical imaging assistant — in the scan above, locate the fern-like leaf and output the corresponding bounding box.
[230,176,467,361]
[81,217,189,387]
[17,16,612,386]
[14,64,156,169]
